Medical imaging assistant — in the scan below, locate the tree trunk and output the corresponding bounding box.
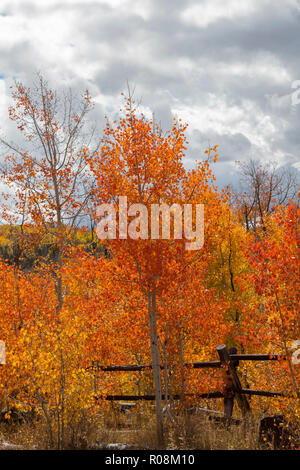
[148,290,164,447]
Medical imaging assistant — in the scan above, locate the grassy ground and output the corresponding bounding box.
[0,407,298,450]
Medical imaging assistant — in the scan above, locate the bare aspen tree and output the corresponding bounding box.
[0,74,99,306]
[234,160,298,234]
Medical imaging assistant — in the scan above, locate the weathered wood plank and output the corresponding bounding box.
[95,391,225,401]
[217,344,251,417]
[230,354,285,361]
[88,361,221,372]
[241,389,285,397]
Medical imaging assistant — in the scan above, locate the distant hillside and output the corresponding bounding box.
[0,225,106,270]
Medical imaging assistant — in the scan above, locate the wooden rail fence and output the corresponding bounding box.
[89,344,289,420]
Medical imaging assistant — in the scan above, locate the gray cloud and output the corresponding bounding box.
[0,0,299,189]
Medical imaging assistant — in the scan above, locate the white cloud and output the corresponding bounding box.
[182,0,300,28]
[182,0,257,28]
[0,0,298,189]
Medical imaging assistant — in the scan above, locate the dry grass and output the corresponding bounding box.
[0,407,298,450]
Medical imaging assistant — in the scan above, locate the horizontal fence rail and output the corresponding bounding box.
[88,355,285,372]
[230,354,286,361]
[89,345,291,420]
[87,361,222,372]
[95,392,225,401]
[240,389,286,397]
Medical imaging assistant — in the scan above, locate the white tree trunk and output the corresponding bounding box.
[148,290,164,446]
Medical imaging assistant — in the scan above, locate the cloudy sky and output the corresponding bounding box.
[0,0,299,187]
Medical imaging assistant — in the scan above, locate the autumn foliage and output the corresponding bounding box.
[0,79,299,448]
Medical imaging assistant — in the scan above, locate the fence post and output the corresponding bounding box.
[217,344,251,418]
[223,348,235,420]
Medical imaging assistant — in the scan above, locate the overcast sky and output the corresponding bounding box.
[0,0,299,188]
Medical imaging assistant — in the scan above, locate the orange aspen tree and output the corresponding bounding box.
[85,94,227,444]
